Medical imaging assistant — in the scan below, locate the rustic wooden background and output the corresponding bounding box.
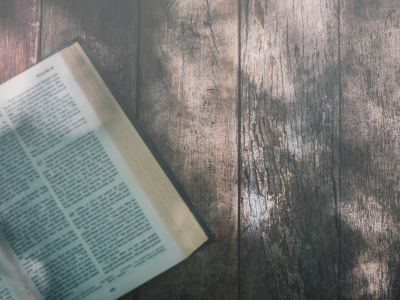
[1,0,400,299]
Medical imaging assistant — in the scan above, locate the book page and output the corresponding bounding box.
[0,248,32,300]
[0,48,186,300]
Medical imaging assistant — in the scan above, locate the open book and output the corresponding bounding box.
[0,37,214,300]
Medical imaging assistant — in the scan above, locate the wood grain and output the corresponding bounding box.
[41,0,139,113]
[340,0,400,298]
[6,0,400,297]
[0,0,41,84]
[239,0,340,298]
[137,0,239,299]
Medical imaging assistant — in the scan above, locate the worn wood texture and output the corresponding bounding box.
[340,0,400,298]
[41,0,139,113]
[239,0,340,298]
[5,0,400,298]
[41,1,139,299]
[137,0,239,299]
[0,0,41,84]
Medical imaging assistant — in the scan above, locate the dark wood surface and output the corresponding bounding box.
[0,0,41,83]
[239,0,340,299]
[340,1,400,299]
[1,0,400,299]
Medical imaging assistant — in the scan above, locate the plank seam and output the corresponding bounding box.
[237,0,242,298]
[136,0,141,119]
[38,0,43,62]
[337,0,342,298]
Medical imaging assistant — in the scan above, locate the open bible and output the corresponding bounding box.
[0,37,214,300]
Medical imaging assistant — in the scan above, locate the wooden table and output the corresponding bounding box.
[1,0,400,299]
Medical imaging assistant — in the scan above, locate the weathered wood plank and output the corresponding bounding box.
[239,0,340,298]
[41,0,139,112]
[137,0,239,299]
[340,0,400,298]
[41,1,139,299]
[0,0,41,84]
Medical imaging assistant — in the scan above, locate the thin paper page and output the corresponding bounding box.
[0,50,185,300]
